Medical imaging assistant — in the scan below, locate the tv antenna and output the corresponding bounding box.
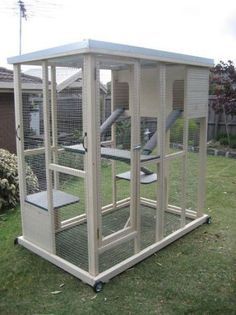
[0,1,61,55]
[18,0,27,55]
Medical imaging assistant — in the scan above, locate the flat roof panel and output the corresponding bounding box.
[8,39,214,67]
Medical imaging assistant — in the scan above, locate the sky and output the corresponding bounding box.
[0,0,235,82]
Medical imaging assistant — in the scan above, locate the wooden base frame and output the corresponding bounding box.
[17,213,209,288]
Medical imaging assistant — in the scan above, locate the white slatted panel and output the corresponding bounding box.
[186,67,209,118]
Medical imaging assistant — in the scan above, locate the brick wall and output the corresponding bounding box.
[0,93,16,153]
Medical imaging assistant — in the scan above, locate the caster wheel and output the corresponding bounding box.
[14,237,19,245]
[206,217,212,224]
[93,281,103,293]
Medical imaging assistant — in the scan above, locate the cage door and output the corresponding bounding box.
[99,62,141,257]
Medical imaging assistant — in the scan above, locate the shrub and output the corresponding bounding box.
[170,118,198,145]
[0,149,39,211]
[58,151,84,171]
[216,133,228,141]
[116,119,131,149]
[219,137,229,146]
[218,135,236,148]
[230,138,236,149]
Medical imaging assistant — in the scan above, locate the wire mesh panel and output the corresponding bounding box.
[22,93,44,150]
[50,66,90,272]
[56,175,84,221]
[168,115,184,154]
[167,158,183,209]
[139,204,156,249]
[56,222,88,271]
[25,153,45,194]
[100,115,132,226]
[57,88,82,141]
[165,158,183,234]
[21,74,44,195]
[186,118,200,211]
[99,237,134,273]
[139,115,159,248]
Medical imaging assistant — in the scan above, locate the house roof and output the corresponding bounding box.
[24,67,79,84]
[0,67,42,84]
[0,67,43,92]
[56,69,107,94]
[0,66,107,94]
[24,67,107,93]
[8,39,214,68]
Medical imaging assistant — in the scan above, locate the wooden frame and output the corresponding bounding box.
[129,62,141,252]
[155,63,166,241]
[13,64,27,236]
[10,40,211,290]
[83,55,101,276]
[17,213,209,287]
[42,61,56,253]
[50,66,59,190]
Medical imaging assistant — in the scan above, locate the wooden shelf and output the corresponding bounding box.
[64,144,159,163]
[116,171,157,184]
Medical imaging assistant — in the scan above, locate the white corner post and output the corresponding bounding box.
[156,63,166,241]
[129,62,141,253]
[197,116,207,217]
[180,67,189,227]
[13,64,26,233]
[50,65,59,189]
[111,70,117,208]
[42,61,56,253]
[83,54,101,276]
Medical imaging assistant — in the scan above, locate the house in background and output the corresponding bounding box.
[25,68,107,146]
[0,67,108,153]
[25,68,108,125]
[0,67,43,153]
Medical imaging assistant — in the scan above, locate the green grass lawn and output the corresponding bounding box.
[0,155,235,315]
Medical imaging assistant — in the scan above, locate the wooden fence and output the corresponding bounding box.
[208,95,236,140]
[105,95,236,141]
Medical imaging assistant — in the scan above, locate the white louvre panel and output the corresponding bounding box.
[186,67,209,118]
[173,80,184,109]
[113,80,129,110]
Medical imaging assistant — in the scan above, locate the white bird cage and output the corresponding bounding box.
[8,40,213,292]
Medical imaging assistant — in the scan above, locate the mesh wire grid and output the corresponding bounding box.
[55,204,192,273]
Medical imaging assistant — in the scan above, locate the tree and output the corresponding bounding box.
[210,60,236,143]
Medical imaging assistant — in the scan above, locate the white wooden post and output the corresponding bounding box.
[197,116,207,217]
[129,62,141,253]
[42,61,56,253]
[13,64,26,233]
[156,63,166,241]
[50,66,59,189]
[180,67,189,227]
[83,55,101,276]
[111,70,117,208]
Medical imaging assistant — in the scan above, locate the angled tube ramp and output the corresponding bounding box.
[100,108,125,136]
[116,109,183,183]
[142,109,183,155]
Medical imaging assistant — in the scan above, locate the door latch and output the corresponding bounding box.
[133,145,141,151]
